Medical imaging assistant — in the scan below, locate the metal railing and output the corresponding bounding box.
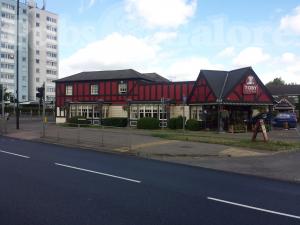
[42,122,135,151]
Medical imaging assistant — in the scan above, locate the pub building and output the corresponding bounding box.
[55,67,274,131]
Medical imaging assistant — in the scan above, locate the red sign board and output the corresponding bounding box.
[243,75,258,95]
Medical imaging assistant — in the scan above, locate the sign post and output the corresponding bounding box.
[182,96,187,132]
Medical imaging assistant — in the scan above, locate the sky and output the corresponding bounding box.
[41,0,300,83]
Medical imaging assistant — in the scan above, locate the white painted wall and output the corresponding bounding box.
[110,106,127,118]
[170,106,190,120]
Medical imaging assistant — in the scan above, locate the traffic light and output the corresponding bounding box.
[36,86,45,99]
[36,86,45,105]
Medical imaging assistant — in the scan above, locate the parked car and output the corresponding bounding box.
[272,112,297,128]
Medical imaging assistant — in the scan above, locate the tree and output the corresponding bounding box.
[0,86,12,102]
[266,77,285,87]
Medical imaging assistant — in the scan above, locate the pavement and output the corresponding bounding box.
[0,136,300,225]
[1,117,300,183]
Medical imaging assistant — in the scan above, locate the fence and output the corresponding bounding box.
[0,117,8,135]
[43,123,137,151]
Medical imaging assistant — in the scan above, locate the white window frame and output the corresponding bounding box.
[65,85,73,96]
[119,82,127,94]
[90,84,99,95]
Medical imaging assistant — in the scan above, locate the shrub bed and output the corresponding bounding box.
[102,117,128,127]
[67,116,90,125]
[185,119,201,131]
[137,117,160,130]
[168,116,184,130]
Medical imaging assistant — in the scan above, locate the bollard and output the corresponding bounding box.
[283,122,289,130]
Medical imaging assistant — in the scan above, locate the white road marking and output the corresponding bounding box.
[207,197,300,220]
[0,149,30,159]
[54,163,141,184]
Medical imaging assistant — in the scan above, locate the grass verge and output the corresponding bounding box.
[151,131,300,151]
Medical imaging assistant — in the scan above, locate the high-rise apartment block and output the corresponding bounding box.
[28,0,58,102]
[0,0,29,101]
[0,0,58,102]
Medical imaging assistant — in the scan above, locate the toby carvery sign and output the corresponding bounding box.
[243,75,258,95]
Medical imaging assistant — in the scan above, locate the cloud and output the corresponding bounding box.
[60,33,157,77]
[88,0,96,7]
[125,0,197,29]
[59,31,224,82]
[280,6,300,34]
[217,47,235,58]
[233,47,270,66]
[281,52,296,63]
[159,57,224,81]
[262,53,300,84]
[79,0,97,13]
[149,32,178,44]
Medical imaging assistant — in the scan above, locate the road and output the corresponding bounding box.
[0,136,300,225]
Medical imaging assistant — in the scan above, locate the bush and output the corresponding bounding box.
[67,116,90,125]
[137,117,160,130]
[102,117,128,127]
[185,119,201,131]
[168,116,184,129]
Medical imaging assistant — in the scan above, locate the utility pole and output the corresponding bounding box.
[42,82,46,137]
[182,96,187,132]
[16,0,20,129]
[1,84,4,120]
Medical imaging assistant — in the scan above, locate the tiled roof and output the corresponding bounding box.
[267,85,300,96]
[199,67,274,103]
[55,69,170,83]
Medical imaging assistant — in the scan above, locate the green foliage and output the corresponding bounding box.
[266,77,285,87]
[137,117,160,130]
[67,116,90,125]
[185,119,201,131]
[102,117,128,127]
[168,116,184,130]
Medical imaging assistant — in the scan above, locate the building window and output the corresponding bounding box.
[65,85,73,96]
[90,84,99,95]
[36,22,40,27]
[36,59,40,64]
[118,82,127,94]
[36,68,40,73]
[36,77,40,82]
[36,13,40,18]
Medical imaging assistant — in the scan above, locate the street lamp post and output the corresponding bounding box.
[16,0,20,129]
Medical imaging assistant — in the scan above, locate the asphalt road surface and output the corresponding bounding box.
[0,136,300,225]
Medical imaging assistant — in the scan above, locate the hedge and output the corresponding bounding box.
[67,116,90,125]
[168,116,185,130]
[137,117,160,130]
[102,117,128,127]
[185,119,201,131]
